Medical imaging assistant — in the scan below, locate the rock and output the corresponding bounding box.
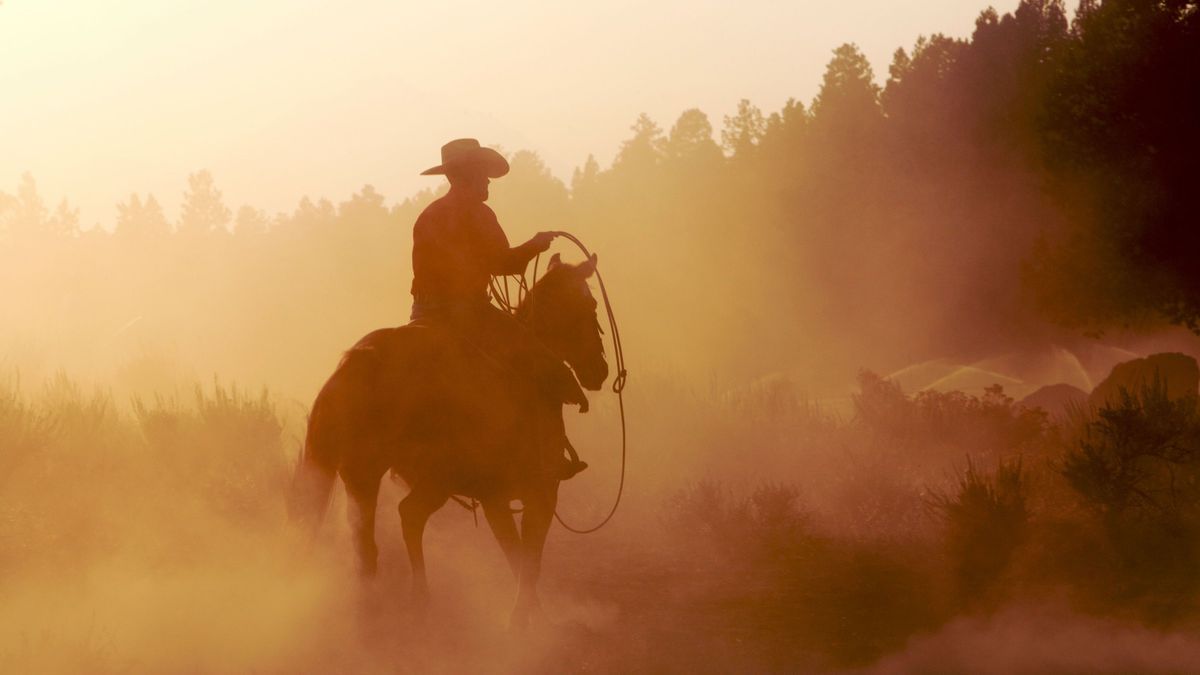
[1088,352,1200,408]
[1018,383,1089,420]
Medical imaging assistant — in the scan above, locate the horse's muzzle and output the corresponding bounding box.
[577,358,609,391]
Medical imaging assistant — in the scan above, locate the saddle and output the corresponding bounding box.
[396,317,588,481]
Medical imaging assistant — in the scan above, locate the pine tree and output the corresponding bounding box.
[721,99,767,157]
[178,170,231,236]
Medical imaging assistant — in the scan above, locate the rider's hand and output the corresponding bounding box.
[531,231,557,253]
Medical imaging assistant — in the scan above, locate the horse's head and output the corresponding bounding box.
[518,253,609,391]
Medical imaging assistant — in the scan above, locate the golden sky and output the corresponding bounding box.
[1,0,1012,227]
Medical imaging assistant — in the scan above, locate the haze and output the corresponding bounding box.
[6,1,1200,672]
[2,0,1006,226]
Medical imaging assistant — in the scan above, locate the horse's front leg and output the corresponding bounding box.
[483,499,522,580]
[511,482,559,629]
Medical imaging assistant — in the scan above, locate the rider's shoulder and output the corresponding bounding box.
[414,195,452,228]
[420,194,453,215]
[416,196,495,227]
[475,201,499,222]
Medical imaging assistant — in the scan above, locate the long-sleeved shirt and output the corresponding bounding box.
[410,191,540,302]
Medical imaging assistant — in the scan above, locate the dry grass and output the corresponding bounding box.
[2,368,1199,672]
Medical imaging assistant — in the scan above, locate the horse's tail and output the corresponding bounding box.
[287,328,406,534]
[288,362,356,533]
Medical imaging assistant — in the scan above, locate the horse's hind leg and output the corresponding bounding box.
[344,472,383,577]
[482,500,521,580]
[398,487,448,608]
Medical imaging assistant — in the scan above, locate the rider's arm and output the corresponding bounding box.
[479,205,544,276]
[497,237,547,275]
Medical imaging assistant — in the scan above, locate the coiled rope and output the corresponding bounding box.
[488,231,628,534]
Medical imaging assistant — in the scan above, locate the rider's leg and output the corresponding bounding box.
[540,406,588,480]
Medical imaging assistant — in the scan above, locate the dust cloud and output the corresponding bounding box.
[867,605,1200,674]
[4,0,1200,672]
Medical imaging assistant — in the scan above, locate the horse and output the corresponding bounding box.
[289,253,608,627]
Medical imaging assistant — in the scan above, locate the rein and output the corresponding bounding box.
[488,231,628,535]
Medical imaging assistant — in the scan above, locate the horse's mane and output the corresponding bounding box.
[514,261,578,319]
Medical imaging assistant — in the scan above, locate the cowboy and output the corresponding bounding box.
[411,138,588,477]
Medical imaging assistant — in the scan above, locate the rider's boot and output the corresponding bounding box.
[533,437,587,481]
[557,457,588,480]
[551,362,589,412]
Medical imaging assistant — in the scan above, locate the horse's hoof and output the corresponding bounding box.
[509,597,548,631]
[411,590,430,611]
[508,603,532,631]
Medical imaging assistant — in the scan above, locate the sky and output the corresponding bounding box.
[0,0,1017,229]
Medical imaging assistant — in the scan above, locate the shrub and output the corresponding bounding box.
[1060,377,1200,618]
[0,375,54,482]
[664,480,809,561]
[1063,376,1200,521]
[826,450,929,542]
[853,372,1051,464]
[852,371,916,440]
[930,458,1028,598]
[132,380,286,523]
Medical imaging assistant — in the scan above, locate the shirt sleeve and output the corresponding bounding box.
[477,204,536,276]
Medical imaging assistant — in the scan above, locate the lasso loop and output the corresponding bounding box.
[489,231,628,534]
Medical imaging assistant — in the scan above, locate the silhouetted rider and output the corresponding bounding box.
[410,139,590,458]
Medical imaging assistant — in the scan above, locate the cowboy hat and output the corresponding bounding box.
[420,138,510,178]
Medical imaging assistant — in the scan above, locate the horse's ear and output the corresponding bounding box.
[548,252,562,269]
[578,253,598,278]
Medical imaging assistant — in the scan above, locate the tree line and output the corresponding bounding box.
[1,0,1196,390]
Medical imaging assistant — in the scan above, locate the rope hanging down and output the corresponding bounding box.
[488,231,628,534]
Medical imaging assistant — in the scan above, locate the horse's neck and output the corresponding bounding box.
[516,287,565,349]
[514,296,541,331]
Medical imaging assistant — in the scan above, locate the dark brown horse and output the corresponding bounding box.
[289,254,608,627]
